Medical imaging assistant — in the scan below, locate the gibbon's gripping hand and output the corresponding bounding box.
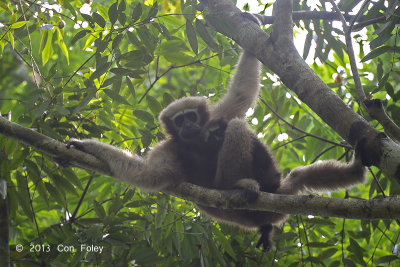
[202,118,228,150]
[66,138,87,152]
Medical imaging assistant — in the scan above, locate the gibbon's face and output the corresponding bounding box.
[158,97,210,143]
[171,108,203,143]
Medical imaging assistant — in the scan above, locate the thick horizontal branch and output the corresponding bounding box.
[1,116,400,220]
[168,183,400,220]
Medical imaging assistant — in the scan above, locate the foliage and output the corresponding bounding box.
[0,0,400,265]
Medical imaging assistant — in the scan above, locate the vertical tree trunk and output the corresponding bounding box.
[0,181,10,267]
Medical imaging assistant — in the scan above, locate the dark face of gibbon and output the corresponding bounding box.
[161,100,210,145]
[172,109,203,142]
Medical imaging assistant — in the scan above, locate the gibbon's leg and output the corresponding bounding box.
[211,51,261,121]
[66,139,183,192]
[213,118,260,202]
[277,154,366,195]
[256,224,274,252]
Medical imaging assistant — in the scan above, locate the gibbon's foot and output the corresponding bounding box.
[256,224,274,252]
[241,188,259,204]
[235,178,260,204]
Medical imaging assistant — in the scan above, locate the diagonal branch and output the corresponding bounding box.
[202,0,400,181]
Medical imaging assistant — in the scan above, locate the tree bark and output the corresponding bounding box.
[1,116,400,220]
[202,0,400,181]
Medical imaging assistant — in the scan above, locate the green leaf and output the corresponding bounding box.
[110,67,141,78]
[42,30,53,65]
[361,46,391,62]
[81,13,95,28]
[108,2,118,25]
[146,95,162,114]
[136,26,157,52]
[118,0,126,12]
[126,77,136,99]
[385,82,395,98]
[92,12,106,28]
[162,93,175,106]
[62,1,76,17]
[51,174,79,196]
[72,90,97,114]
[45,182,66,207]
[10,21,27,29]
[186,20,198,54]
[16,172,33,220]
[131,3,142,22]
[130,246,164,265]
[120,49,153,68]
[370,33,392,50]
[133,110,154,123]
[118,0,127,25]
[139,129,153,147]
[213,228,236,260]
[112,34,123,51]
[93,200,106,218]
[56,28,69,64]
[155,39,188,56]
[91,61,111,81]
[103,89,131,105]
[70,29,90,45]
[145,2,158,22]
[195,19,219,51]
[376,255,399,264]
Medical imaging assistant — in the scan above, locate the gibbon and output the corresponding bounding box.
[64,7,365,253]
[66,49,366,251]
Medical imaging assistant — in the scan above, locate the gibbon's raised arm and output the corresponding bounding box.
[211,51,261,120]
[66,139,183,192]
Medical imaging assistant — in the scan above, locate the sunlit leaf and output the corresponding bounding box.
[10,21,27,29]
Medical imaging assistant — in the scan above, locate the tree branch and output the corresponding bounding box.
[365,99,400,142]
[254,12,386,31]
[328,0,366,102]
[203,0,400,181]
[1,116,400,220]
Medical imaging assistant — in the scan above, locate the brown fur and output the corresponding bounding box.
[66,50,366,252]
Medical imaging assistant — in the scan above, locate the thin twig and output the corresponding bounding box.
[259,97,351,148]
[137,53,221,104]
[70,173,95,222]
[63,53,96,88]
[328,0,366,102]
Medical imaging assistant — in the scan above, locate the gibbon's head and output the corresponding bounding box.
[159,96,210,143]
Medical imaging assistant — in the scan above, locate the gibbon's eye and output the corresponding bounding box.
[185,111,198,122]
[174,115,184,127]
